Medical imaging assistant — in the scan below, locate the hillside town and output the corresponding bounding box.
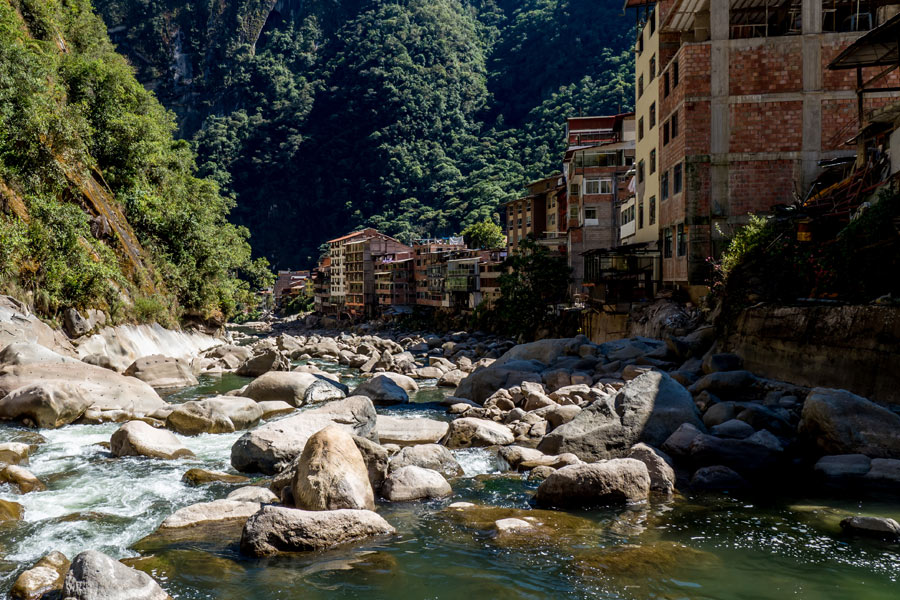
[274,0,900,335]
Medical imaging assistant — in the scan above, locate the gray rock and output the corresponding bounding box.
[688,431,783,474]
[661,422,704,457]
[352,436,390,493]
[799,388,900,459]
[10,550,69,600]
[231,396,377,474]
[453,367,543,405]
[62,550,170,600]
[350,376,409,406]
[303,379,347,404]
[627,443,675,494]
[63,308,91,338]
[839,516,900,541]
[236,349,291,377]
[292,425,374,511]
[442,417,514,448]
[710,418,755,439]
[689,371,758,398]
[242,372,320,407]
[814,454,872,479]
[389,444,463,478]
[226,486,279,503]
[202,345,252,370]
[110,421,194,460]
[124,355,198,389]
[376,415,449,446]
[158,499,261,530]
[240,506,395,557]
[535,458,650,508]
[690,465,749,491]
[166,396,262,435]
[0,382,93,428]
[382,465,452,501]
[538,371,703,461]
[701,353,743,374]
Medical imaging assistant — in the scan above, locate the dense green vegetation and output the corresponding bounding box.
[461,219,505,249]
[0,0,271,325]
[714,189,900,319]
[96,0,634,269]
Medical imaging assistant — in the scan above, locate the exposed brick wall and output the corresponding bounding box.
[821,37,900,91]
[729,101,803,153]
[729,40,803,96]
[726,160,797,214]
[821,98,857,151]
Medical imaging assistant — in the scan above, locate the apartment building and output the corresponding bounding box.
[374,253,415,311]
[563,114,636,294]
[503,176,561,252]
[628,0,900,295]
[412,238,466,306]
[344,234,411,318]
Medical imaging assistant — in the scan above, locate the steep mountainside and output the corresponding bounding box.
[97,0,635,268]
[0,0,270,326]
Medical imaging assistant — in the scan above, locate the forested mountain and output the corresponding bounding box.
[97,0,634,268]
[0,0,269,325]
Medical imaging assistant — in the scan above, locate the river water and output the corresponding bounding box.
[1,358,899,599]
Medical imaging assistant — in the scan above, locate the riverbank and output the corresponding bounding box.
[1,303,899,599]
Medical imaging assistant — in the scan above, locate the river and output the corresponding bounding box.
[1,358,899,599]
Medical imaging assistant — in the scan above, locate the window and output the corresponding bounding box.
[569,204,578,218]
[637,31,644,54]
[649,102,656,128]
[570,183,579,196]
[671,110,679,138]
[638,117,644,141]
[649,149,656,174]
[677,223,686,256]
[638,75,644,99]
[664,71,670,97]
[649,9,656,34]
[649,196,656,225]
[638,198,644,229]
[673,60,680,87]
[663,121,670,146]
[661,170,669,200]
[584,207,598,223]
[584,178,613,195]
[674,163,683,195]
[664,228,673,258]
[638,160,645,184]
[649,55,656,79]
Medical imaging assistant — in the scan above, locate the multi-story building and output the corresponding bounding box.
[327,229,378,308]
[312,258,334,315]
[344,233,411,318]
[412,238,466,306]
[478,250,507,309]
[273,270,310,305]
[563,114,636,294]
[374,252,415,311]
[632,0,900,296]
[503,176,562,252]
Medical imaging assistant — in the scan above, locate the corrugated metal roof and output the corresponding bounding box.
[829,12,900,70]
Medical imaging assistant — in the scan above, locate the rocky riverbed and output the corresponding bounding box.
[1,302,899,599]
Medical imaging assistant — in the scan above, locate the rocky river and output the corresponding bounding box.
[1,301,899,599]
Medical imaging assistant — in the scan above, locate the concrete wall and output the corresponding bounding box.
[722,305,900,405]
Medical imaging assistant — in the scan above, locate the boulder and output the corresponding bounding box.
[227,486,279,503]
[382,465,452,501]
[0,498,24,521]
[242,371,320,407]
[814,454,872,480]
[239,506,395,557]
[535,459,651,508]
[627,443,675,494]
[661,423,703,458]
[124,355,198,389]
[799,388,900,458]
[110,421,194,460]
[493,338,571,367]
[351,435,390,493]
[257,400,295,420]
[453,367,543,405]
[303,379,347,404]
[0,342,80,366]
[690,465,749,491]
[438,369,466,388]
[202,344,252,370]
[292,425,375,511]
[0,361,165,420]
[688,430,784,474]
[0,465,46,493]
[442,418,514,448]
[236,349,291,377]
[538,371,703,461]
[377,372,419,393]
[688,370,758,398]
[389,444,463,478]
[701,353,743,374]
[230,396,377,475]
[839,516,900,541]
[158,499,261,530]
[9,550,69,600]
[376,415,449,446]
[0,441,30,465]
[182,469,249,486]
[710,418,755,439]
[61,550,171,600]
[63,308,91,338]
[350,376,409,406]
[0,298,76,357]
[166,396,262,435]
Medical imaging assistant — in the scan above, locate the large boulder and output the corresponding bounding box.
[382,465,452,502]
[376,415,449,446]
[688,430,784,474]
[166,396,262,435]
[124,355,198,389]
[389,444,464,478]
[453,367,543,405]
[0,360,165,420]
[243,371,345,407]
[202,344,252,370]
[110,421,194,460]
[350,376,409,406]
[0,342,80,366]
[0,441,29,465]
[0,465,46,493]
[230,396,377,474]
[799,388,900,458]
[61,550,171,600]
[534,458,651,508]
[627,443,675,494]
[292,425,375,511]
[0,382,93,428]
[157,499,261,530]
[442,417,514,448]
[538,371,703,461]
[839,516,900,541]
[0,298,76,357]
[377,373,419,393]
[236,349,291,377]
[239,506,395,557]
[10,551,69,600]
[493,339,572,367]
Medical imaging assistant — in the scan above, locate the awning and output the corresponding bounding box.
[829,12,900,70]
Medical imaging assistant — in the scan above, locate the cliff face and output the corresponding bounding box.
[722,305,900,405]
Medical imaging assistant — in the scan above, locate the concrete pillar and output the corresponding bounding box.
[801,37,823,190]
[710,0,730,41]
[802,0,823,34]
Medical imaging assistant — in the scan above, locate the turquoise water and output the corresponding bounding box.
[2,362,899,599]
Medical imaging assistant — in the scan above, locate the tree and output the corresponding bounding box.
[495,239,570,340]
[461,219,505,249]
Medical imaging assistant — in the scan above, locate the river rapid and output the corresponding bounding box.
[2,358,899,599]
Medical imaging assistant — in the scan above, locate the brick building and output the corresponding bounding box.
[412,238,466,307]
[374,253,415,311]
[629,0,900,294]
[344,233,411,318]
